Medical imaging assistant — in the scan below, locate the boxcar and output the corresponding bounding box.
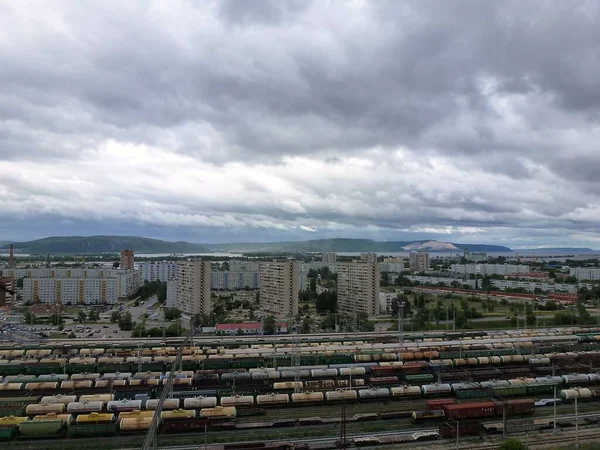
[443,402,496,421]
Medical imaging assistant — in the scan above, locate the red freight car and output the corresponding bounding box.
[371,366,396,376]
[161,418,210,433]
[426,399,455,410]
[495,399,535,417]
[401,361,429,375]
[439,421,484,438]
[369,376,400,385]
[442,402,496,421]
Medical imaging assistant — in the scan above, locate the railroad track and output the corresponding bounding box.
[456,428,600,450]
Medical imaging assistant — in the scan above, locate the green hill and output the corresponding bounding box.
[2,236,209,254]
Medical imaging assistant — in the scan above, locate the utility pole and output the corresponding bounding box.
[502,402,507,438]
[553,386,557,432]
[575,397,579,449]
[455,420,460,450]
[338,400,347,449]
[445,302,448,332]
[142,316,195,450]
[398,301,404,362]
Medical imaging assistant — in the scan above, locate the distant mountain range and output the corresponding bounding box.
[515,247,597,253]
[3,235,596,255]
[1,236,209,254]
[1,236,511,254]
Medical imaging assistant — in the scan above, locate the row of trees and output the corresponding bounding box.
[132,280,167,303]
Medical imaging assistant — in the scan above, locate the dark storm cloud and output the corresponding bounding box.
[0,0,600,246]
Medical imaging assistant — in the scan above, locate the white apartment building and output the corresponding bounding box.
[299,261,338,274]
[166,280,177,308]
[115,270,142,297]
[211,271,260,290]
[570,267,600,281]
[406,275,477,289]
[22,277,118,304]
[228,261,261,272]
[137,261,177,282]
[8,268,141,303]
[380,262,405,273]
[409,252,429,273]
[451,264,531,276]
[360,253,377,263]
[259,261,299,318]
[337,262,380,317]
[379,292,397,315]
[322,252,337,264]
[176,261,212,316]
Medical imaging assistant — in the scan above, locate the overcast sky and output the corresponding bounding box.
[1,1,599,248]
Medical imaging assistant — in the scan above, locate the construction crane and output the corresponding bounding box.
[141,316,195,450]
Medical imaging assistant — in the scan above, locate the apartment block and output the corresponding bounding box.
[166,280,177,308]
[22,277,118,304]
[211,271,260,290]
[451,264,531,275]
[259,261,299,318]
[229,261,261,272]
[137,261,178,282]
[360,253,377,263]
[176,261,212,316]
[569,267,600,281]
[11,268,140,304]
[409,252,429,272]
[379,292,397,315]
[120,249,135,270]
[322,252,337,264]
[337,262,380,317]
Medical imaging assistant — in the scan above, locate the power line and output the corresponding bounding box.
[141,316,195,450]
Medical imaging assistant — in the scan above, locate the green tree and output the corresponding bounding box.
[110,311,121,323]
[263,316,278,335]
[23,310,37,325]
[77,311,87,323]
[166,322,184,337]
[118,311,133,331]
[88,310,100,321]
[499,438,526,450]
[455,312,469,329]
[380,272,390,287]
[320,313,337,331]
[16,278,24,288]
[236,328,244,335]
[301,316,313,334]
[164,307,182,321]
[50,314,64,326]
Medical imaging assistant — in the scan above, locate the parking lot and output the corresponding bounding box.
[0,297,177,340]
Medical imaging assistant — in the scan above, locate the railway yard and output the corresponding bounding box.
[1,328,600,449]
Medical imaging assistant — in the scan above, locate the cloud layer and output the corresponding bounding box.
[1,1,600,247]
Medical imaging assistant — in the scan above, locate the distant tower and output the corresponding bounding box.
[120,249,135,270]
[9,244,14,268]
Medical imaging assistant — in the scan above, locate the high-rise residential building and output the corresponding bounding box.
[22,277,118,304]
[360,253,377,263]
[137,261,178,282]
[259,260,299,318]
[211,271,259,290]
[166,280,177,308]
[10,268,141,304]
[322,252,337,264]
[337,262,380,317]
[0,277,14,306]
[409,252,429,273]
[176,261,212,316]
[120,249,135,270]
